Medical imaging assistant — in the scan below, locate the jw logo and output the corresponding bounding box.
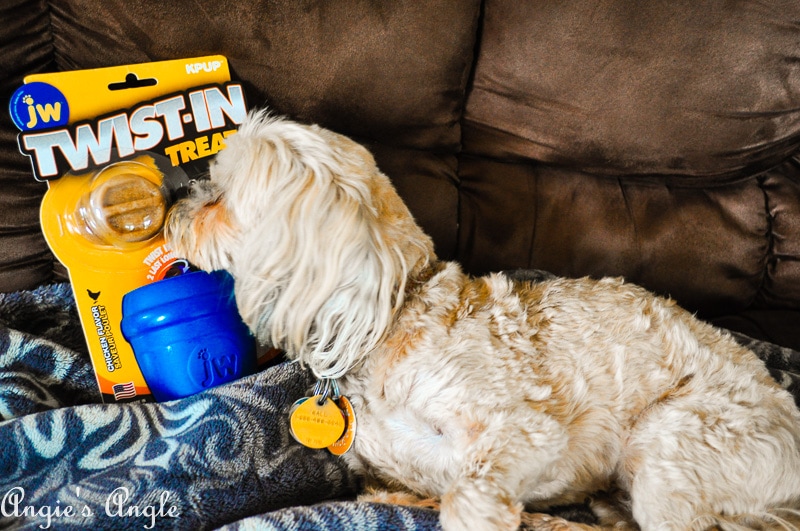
[197,348,237,388]
[20,95,62,129]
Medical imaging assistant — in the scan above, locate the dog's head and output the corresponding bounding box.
[165,110,435,378]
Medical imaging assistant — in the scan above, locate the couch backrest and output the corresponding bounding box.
[464,0,800,179]
[2,0,800,322]
[458,0,800,316]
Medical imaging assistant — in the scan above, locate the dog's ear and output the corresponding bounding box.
[238,171,412,379]
[232,133,430,378]
[200,110,434,379]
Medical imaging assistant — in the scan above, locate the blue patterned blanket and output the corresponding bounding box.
[1,282,799,530]
[0,283,441,530]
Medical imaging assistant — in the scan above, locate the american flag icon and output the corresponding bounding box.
[112,381,137,401]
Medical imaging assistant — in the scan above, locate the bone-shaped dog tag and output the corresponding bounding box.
[289,395,345,449]
[328,395,356,456]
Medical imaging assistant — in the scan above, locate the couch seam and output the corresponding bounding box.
[454,0,486,263]
[755,173,775,309]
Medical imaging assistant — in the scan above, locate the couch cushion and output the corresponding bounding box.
[463,0,800,179]
[0,0,58,292]
[457,156,800,317]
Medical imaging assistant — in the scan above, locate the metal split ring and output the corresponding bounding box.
[314,378,340,405]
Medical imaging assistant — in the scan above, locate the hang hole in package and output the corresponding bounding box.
[10,56,256,403]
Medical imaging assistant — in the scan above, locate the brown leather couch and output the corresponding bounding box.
[2,0,799,349]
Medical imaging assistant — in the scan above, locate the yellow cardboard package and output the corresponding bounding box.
[10,56,247,402]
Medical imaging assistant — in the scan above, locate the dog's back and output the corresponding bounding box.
[353,268,800,530]
[510,274,800,530]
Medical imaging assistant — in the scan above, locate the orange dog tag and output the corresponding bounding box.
[289,396,345,449]
[328,396,356,456]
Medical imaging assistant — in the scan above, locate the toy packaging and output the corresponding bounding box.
[9,56,253,403]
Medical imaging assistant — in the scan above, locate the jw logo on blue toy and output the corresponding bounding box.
[196,348,238,388]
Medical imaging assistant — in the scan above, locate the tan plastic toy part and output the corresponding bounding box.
[75,162,167,247]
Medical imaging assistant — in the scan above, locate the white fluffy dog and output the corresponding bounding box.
[165,110,800,530]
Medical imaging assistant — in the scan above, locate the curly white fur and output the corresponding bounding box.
[167,112,431,379]
[166,109,800,531]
